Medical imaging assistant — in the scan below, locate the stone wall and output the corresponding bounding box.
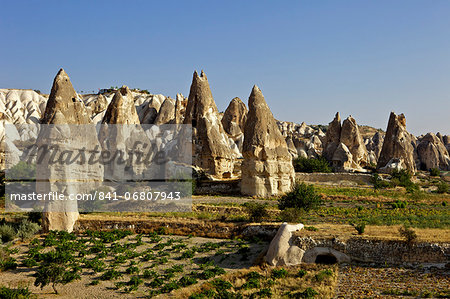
[295,173,372,186]
[294,236,449,265]
[195,179,241,195]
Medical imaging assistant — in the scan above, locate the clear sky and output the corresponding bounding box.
[1,0,449,135]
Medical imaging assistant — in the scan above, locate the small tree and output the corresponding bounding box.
[34,263,65,294]
[398,225,417,243]
[278,183,322,212]
[243,202,268,222]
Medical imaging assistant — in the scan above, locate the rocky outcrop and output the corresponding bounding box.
[154,98,176,125]
[377,112,416,173]
[101,86,140,124]
[265,223,304,266]
[322,112,341,161]
[174,93,188,124]
[365,131,384,164]
[85,93,108,115]
[322,114,369,171]
[38,69,103,232]
[339,116,369,168]
[416,133,450,171]
[99,86,148,180]
[241,86,295,197]
[221,97,247,152]
[183,71,234,178]
[139,95,164,124]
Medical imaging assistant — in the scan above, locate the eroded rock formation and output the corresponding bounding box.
[241,86,295,197]
[416,133,450,171]
[377,112,416,173]
[221,97,247,152]
[38,69,103,232]
[183,71,234,178]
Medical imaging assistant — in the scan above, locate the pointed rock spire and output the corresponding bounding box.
[241,85,295,197]
[377,112,416,173]
[183,70,234,178]
[102,86,140,124]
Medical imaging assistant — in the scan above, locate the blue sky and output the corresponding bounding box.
[1,0,449,135]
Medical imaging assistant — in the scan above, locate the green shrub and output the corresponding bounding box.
[143,269,157,279]
[181,249,195,259]
[314,269,333,282]
[437,182,449,194]
[17,220,40,241]
[243,202,268,222]
[352,223,365,235]
[292,287,319,298]
[429,168,440,176]
[252,288,272,298]
[279,208,303,223]
[297,269,307,278]
[371,173,390,190]
[391,200,407,209]
[33,263,66,294]
[278,183,322,212]
[398,225,417,243]
[0,285,32,298]
[0,225,16,243]
[211,279,233,292]
[304,226,318,231]
[293,156,331,173]
[390,169,418,193]
[149,277,164,288]
[178,276,198,287]
[271,268,288,279]
[100,268,122,280]
[160,281,180,293]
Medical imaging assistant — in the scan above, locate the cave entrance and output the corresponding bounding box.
[315,254,337,264]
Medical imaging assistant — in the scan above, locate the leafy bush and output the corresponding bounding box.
[243,202,268,222]
[297,269,308,278]
[100,268,122,280]
[293,156,331,173]
[437,182,449,194]
[0,225,16,243]
[279,208,303,223]
[278,183,322,212]
[314,269,333,282]
[0,248,18,271]
[17,220,40,241]
[252,288,272,298]
[181,249,195,259]
[371,173,390,190]
[33,263,66,294]
[0,285,32,298]
[390,169,418,193]
[391,200,407,209]
[178,276,198,287]
[351,223,365,235]
[211,279,233,292]
[161,281,180,293]
[292,287,319,298]
[271,268,288,279]
[143,269,157,279]
[399,225,417,243]
[429,168,440,176]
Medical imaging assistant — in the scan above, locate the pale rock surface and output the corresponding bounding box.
[265,223,305,266]
[377,112,416,173]
[339,116,369,169]
[38,69,103,232]
[221,97,248,152]
[99,86,149,180]
[154,98,176,125]
[183,71,234,178]
[322,112,341,161]
[241,86,295,197]
[416,133,450,170]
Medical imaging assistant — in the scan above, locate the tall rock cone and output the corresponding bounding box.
[323,112,341,161]
[99,86,148,181]
[241,85,295,197]
[183,71,234,178]
[42,69,91,124]
[377,112,416,173]
[340,116,369,168]
[221,97,247,152]
[38,69,103,232]
[101,86,140,124]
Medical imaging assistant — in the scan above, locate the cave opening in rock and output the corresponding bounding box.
[315,254,337,264]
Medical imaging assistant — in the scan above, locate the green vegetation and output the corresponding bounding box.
[243,202,268,222]
[0,285,33,298]
[279,183,323,212]
[293,156,332,173]
[398,225,418,243]
[429,168,440,177]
